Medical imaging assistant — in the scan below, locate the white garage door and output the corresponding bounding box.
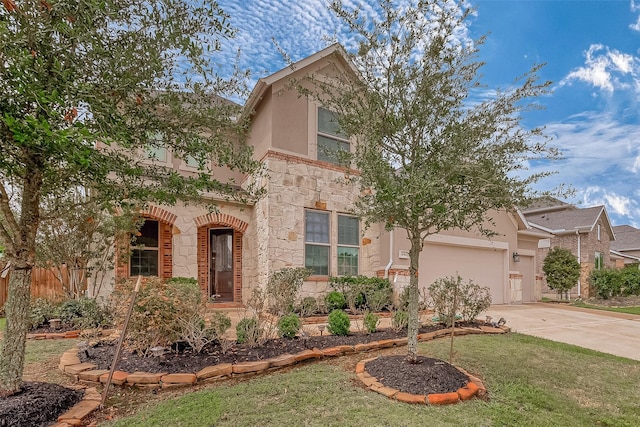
[419,244,507,305]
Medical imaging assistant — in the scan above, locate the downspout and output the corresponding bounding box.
[384,228,394,279]
[576,230,581,298]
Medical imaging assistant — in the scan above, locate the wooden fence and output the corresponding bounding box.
[0,263,67,309]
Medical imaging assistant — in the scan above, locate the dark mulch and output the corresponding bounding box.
[365,355,470,395]
[0,382,84,427]
[82,324,447,374]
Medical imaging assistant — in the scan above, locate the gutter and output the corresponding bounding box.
[576,230,581,297]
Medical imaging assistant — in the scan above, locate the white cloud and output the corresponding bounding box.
[631,16,640,32]
[560,45,639,94]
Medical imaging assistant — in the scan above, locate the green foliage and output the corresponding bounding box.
[324,291,347,311]
[363,311,379,334]
[209,312,232,339]
[428,275,492,326]
[110,277,203,356]
[543,247,581,295]
[391,310,409,332]
[28,298,57,329]
[236,317,260,345]
[329,276,392,312]
[297,297,319,317]
[277,313,301,339]
[266,268,311,315]
[326,309,350,336]
[589,267,640,299]
[55,297,112,329]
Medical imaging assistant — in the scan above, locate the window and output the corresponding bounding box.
[130,220,159,276]
[317,107,350,165]
[144,132,169,163]
[597,224,601,241]
[304,210,360,276]
[595,251,604,270]
[338,215,359,276]
[305,211,330,275]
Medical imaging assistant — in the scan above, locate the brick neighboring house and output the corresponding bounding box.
[610,225,640,266]
[522,199,615,299]
[104,44,550,306]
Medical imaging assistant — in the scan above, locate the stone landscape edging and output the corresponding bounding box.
[355,357,487,405]
[55,325,507,425]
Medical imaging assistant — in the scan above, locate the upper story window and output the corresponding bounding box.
[597,224,601,241]
[317,107,350,165]
[130,219,159,276]
[144,131,170,165]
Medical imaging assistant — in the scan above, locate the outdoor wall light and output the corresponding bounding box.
[512,252,520,262]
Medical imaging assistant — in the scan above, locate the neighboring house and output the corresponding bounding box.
[522,198,615,299]
[107,44,548,306]
[610,225,640,267]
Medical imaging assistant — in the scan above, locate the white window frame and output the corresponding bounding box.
[337,214,360,276]
[143,131,172,166]
[317,107,350,165]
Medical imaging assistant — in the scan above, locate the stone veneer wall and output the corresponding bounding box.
[256,152,384,299]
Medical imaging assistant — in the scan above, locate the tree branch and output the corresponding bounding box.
[0,182,18,252]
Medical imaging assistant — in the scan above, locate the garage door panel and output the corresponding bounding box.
[419,244,505,304]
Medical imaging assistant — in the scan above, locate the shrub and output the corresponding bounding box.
[363,311,379,334]
[175,313,214,353]
[297,296,318,317]
[54,297,112,329]
[235,317,263,346]
[428,275,492,326]
[327,309,350,336]
[590,268,623,299]
[277,313,301,339]
[330,276,393,312]
[110,277,203,356]
[620,267,640,296]
[325,291,347,311]
[543,247,581,298]
[266,268,311,315]
[391,310,409,331]
[28,298,57,329]
[209,312,232,339]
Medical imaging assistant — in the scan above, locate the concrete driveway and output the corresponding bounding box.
[485,303,640,361]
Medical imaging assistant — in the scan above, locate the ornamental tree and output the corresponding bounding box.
[0,0,262,395]
[305,0,561,362]
[543,247,581,299]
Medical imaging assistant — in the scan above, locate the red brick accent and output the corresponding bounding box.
[196,214,246,303]
[375,269,410,277]
[115,208,174,281]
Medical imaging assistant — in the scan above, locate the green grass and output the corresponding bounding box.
[572,300,640,315]
[108,334,640,427]
[0,317,5,331]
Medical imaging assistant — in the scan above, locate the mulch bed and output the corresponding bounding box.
[0,382,83,427]
[81,324,448,374]
[365,355,470,395]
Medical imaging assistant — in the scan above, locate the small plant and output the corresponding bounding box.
[28,298,57,329]
[363,311,379,334]
[55,297,111,329]
[325,291,347,311]
[236,317,263,346]
[428,275,492,326]
[266,268,311,315]
[209,312,232,340]
[277,313,301,339]
[297,296,318,318]
[176,313,215,354]
[327,309,350,336]
[391,310,409,332]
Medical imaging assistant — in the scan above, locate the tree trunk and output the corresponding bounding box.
[0,263,32,396]
[406,236,422,363]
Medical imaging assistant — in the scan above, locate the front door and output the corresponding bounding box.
[209,229,234,302]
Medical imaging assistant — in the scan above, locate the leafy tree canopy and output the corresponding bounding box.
[543,247,581,294]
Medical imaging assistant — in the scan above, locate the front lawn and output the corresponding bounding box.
[572,300,640,316]
[105,333,640,427]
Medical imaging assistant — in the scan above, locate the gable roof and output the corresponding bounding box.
[244,43,357,116]
[611,225,640,251]
[524,205,615,239]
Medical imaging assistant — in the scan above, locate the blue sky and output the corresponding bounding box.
[216,0,640,227]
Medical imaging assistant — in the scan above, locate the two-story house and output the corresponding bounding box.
[522,198,616,299]
[110,44,548,306]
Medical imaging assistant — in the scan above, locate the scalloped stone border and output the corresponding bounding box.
[355,356,487,405]
[54,325,506,425]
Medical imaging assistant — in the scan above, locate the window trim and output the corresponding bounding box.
[304,210,331,276]
[142,131,172,166]
[337,214,360,276]
[130,219,160,277]
[316,106,350,165]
